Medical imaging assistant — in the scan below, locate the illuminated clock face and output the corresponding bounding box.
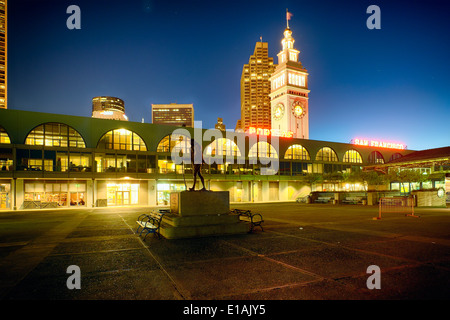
[292,101,305,119]
[273,103,285,120]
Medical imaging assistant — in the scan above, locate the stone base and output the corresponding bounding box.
[161,191,249,239]
[163,213,241,227]
[160,217,249,240]
[170,190,229,216]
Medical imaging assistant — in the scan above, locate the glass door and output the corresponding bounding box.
[107,183,139,206]
[0,192,9,209]
[116,191,123,206]
[122,191,130,205]
[115,191,130,206]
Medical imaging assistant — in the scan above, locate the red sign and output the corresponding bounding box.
[248,127,293,138]
[353,138,405,150]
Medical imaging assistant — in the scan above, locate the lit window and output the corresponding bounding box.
[205,138,241,157]
[97,129,146,151]
[368,151,385,164]
[389,153,403,162]
[284,144,310,160]
[25,123,85,148]
[316,147,338,162]
[0,126,10,144]
[343,150,363,163]
[157,134,190,154]
[249,142,278,159]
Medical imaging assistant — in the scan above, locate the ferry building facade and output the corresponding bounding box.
[0,108,413,210]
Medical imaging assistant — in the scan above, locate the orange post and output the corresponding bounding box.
[405,196,420,218]
[373,200,382,220]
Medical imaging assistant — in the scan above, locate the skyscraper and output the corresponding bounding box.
[215,117,226,131]
[235,119,243,132]
[152,103,194,127]
[240,41,276,132]
[270,14,310,139]
[92,96,128,121]
[0,0,6,109]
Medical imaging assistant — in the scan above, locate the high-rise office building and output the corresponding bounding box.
[240,41,276,132]
[0,0,7,109]
[92,96,128,121]
[152,103,194,127]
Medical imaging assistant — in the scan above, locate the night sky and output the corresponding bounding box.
[7,0,450,151]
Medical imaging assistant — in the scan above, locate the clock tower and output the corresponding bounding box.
[270,16,310,139]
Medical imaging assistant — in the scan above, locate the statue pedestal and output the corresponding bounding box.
[160,191,249,239]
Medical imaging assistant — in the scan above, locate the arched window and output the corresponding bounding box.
[284,144,310,160]
[25,123,85,148]
[97,129,146,151]
[368,151,385,164]
[157,134,190,154]
[0,126,11,144]
[343,150,363,163]
[248,142,278,159]
[389,153,403,162]
[315,147,338,162]
[205,138,241,157]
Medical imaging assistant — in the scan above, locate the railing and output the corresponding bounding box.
[374,196,418,220]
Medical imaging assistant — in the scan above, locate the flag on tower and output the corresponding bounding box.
[286,10,293,21]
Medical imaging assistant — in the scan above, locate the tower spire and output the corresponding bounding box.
[270,18,309,139]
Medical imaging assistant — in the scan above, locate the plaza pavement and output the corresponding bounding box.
[0,202,449,301]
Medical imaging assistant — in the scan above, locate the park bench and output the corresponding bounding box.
[314,197,331,203]
[296,196,309,203]
[231,209,264,232]
[136,210,166,240]
[342,197,363,204]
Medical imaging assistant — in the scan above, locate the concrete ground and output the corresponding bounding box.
[0,203,449,301]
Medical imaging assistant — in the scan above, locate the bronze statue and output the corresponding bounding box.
[190,138,207,191]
